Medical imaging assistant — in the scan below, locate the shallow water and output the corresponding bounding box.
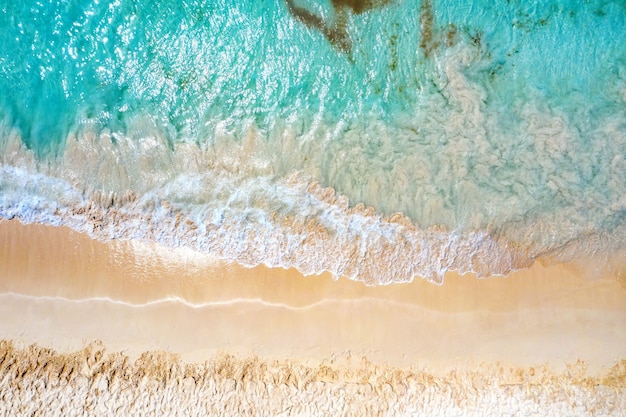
[0,0,625,284]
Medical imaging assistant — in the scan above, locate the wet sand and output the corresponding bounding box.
[1,219,625,415]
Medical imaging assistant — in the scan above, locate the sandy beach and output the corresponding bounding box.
[1,219,625,415]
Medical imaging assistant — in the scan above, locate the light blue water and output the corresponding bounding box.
[0,0,625,284]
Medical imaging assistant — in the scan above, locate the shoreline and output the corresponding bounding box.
[1,219,625,372]
[1,219,626,414]
[2,218,624,311]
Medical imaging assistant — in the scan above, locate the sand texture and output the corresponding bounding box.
[1,219,626,415]
[1,341,625,417]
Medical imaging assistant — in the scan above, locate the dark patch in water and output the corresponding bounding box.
[419,0,435,57]
[285,0,392,54]
[331,0,391,14]
[419,0,459,58]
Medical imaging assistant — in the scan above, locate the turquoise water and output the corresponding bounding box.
[1,0,625,284]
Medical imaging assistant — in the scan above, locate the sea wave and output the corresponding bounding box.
[0,154,529,285]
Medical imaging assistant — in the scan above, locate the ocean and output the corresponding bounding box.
[0,0,625,285]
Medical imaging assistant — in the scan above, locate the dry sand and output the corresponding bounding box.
[1,219,625,415]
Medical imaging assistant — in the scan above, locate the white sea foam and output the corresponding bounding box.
[0,161,524,285]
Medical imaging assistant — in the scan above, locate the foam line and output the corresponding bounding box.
[0,291,425,313]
